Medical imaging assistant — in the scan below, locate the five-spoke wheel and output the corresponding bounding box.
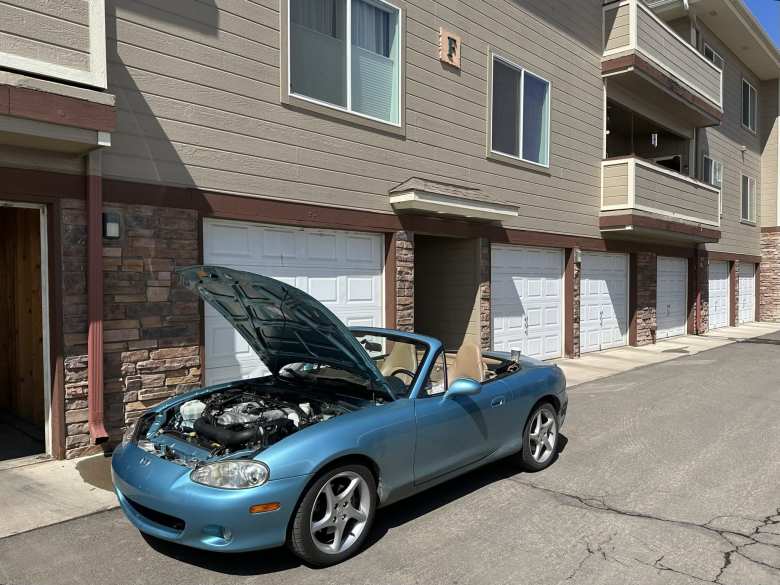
[289,465,377,566]
[520,402,559,471]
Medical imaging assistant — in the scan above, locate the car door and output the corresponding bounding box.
[412,351,510,485]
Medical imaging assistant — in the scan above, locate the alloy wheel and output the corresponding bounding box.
[529,407,558,464]
[309,471,371,555]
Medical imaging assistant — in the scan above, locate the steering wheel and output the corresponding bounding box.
[388,368,416,381]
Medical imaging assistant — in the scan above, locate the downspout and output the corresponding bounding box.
[87,150,108,444]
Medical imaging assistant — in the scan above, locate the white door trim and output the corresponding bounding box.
[0,200,52,456]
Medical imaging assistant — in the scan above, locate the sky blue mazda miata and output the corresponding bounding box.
[112,266,568,566]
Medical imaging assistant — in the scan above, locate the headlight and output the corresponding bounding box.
[191,461,269,489]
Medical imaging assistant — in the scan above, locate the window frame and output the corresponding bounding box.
[487,51,552,170]
[702,42,724,71]
[283,0,405,131]
[741,174,757,224]
[702,154,723,216]
[741,78,758,134]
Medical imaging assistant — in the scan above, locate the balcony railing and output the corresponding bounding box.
[602,157,721,227]
[603,0,722,112]
[0,0,106,89]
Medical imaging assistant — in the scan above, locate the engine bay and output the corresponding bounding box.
[136,382,354,467]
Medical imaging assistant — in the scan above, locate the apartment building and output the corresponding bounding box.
[0,0,777,461]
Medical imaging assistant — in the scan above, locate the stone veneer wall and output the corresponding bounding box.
[571,252,581,358]
[395,231,414,332]
[478,239,491,350]
[635,252,657,346]
[760,232,780,322]
[62,200,201,458]
[695,256,709,334]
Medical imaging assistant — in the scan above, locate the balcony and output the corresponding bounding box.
[600,158,721,243]
[602,0,723,127]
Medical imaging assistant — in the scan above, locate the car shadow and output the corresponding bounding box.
[142,434,568,574]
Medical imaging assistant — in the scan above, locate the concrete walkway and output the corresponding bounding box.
[556,321,780,388]
[1,321,777,540]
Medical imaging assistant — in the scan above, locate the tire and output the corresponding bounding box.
[520,402,560,472]
[288,464,377,567]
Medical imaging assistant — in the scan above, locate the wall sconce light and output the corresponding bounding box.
[651,132,659,148]
[102,212,120,239]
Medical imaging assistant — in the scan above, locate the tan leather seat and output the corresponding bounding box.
[451,341,485,382]
[380,341,417,376]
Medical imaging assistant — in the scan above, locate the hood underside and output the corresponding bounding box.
[178,266,393,399]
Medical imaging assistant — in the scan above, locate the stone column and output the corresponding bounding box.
[394,231,414,332]
[632,252,657,346]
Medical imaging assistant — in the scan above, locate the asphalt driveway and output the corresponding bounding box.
[2,333,780,585]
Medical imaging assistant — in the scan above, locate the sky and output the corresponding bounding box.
[744,0,780,49]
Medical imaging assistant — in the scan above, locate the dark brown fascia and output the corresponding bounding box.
[0,84,116,132]
[602,53,723,124]
[599,212,721,241]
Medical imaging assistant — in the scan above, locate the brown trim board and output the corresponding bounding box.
[563,249,576,358]
[2,85,116,132]
[704,251,762,264]
[384,233,397,330]
[599,213,721,241]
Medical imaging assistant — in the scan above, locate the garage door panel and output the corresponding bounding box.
[739,263,756,324]
[580,252,628,354]
[491,245,563,360]
[657,256,687,339]
[709,261,729,330]
[204,220,384,385]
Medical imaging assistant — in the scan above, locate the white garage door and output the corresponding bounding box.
[739,263,756,324]
[657,256,688,339]
[491,245,563,360]
[708,261,730,330]
[580,252,629,353]
[203,220,384,385]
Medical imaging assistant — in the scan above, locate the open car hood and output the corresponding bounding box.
[178,266,394,400]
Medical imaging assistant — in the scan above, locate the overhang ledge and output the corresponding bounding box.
[389,178,518,222]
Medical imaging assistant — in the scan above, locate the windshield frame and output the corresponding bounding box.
[350,329,433,399]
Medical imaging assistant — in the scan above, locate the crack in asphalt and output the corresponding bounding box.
[512,478,780,584]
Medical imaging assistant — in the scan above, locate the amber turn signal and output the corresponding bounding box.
[249,502,281,514]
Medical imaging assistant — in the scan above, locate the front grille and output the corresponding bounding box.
[126,497,186,532]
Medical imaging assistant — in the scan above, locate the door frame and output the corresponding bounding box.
[490,244,565,360]
[580,251,630,353]
[0,201,52,457]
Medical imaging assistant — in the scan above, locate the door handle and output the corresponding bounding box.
[491,396,505,408]
[523,316,528,332]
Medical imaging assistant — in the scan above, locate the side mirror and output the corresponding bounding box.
[444,378,482,399]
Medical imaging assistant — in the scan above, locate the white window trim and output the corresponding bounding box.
[489,53,552,169]
[742,79,758,134]
[703,42,724,71]
[286,0,403,128]
[702,154,723,217]
[741,174,757,223]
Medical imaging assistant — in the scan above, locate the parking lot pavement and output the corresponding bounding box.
[2,332,780,585]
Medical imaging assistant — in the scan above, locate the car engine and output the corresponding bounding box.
[154,386,349,458]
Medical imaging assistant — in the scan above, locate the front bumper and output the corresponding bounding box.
[111,442,311,552]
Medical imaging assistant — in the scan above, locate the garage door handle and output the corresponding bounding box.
[523,316,528,332]
[491,396,505,408]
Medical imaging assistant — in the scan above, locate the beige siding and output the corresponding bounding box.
[697,22,763,257]
[102,0,605,239]
[414,236,481,349]
[635,7,720,107]
[0,0,90,71]
[760,80,779,228]
[604,5,631,53]
[634,162,719,225]
[602,163,629,207]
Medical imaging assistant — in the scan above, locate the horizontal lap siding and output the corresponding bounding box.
[602,163,629,207]
[635,9,720,106]
[0,0,90,70]
[696,22,762,257]
[604,5,631,53]
[634,166,719,224]
[103,0,604,238]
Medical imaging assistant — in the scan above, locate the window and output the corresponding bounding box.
[702,155,723,189]
[490,55,551,167]
[742,79,758,133]
[703,43,724,70]
[741,175,756,223]
[419,352,448,398]
[288,0,401,125]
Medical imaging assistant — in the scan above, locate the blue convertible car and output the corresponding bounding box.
[112,266,568,566]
